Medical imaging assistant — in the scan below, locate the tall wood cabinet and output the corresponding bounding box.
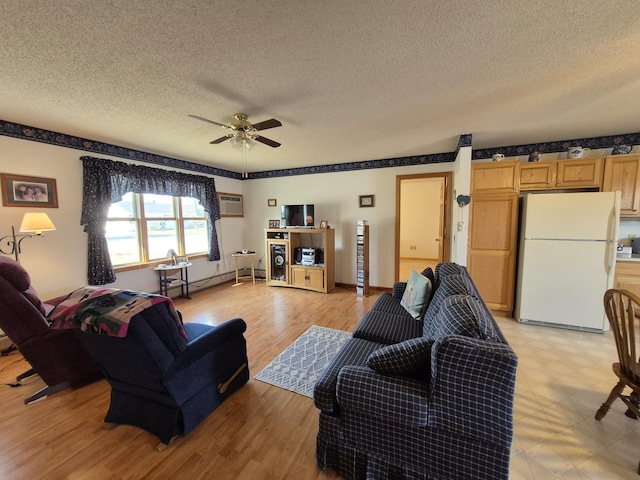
[468,161,520,314]
[265,228,335,293]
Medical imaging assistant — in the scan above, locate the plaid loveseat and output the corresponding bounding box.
[313,263,518,480]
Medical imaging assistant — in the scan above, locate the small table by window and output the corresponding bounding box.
[154,262,192,299]
[232,253,256,286]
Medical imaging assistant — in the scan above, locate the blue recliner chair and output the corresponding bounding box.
[71,301,249,448]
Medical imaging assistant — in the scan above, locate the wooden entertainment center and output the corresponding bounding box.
[265,228,335,293]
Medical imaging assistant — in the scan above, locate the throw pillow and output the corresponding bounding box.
[400,269,432,319]
[367,337,434,376]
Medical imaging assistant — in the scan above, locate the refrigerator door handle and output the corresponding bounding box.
[608,198,621,274]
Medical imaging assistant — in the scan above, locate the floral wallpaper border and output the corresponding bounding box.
[0,119,240,179]
[1,119,639,180]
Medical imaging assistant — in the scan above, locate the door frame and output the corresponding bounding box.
[395,172,452,281]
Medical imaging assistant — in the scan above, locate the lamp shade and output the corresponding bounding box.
[19,212,56,234]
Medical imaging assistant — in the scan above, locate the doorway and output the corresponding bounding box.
[395,173,451,282]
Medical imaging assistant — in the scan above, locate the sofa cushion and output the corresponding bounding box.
[425,294,483,340]
[400,269,432,319]
[421,267,435,287]
[366,337,434,378]
[353,310,423,345]
[422,274,470,328]
[371,291,413,317]
[314,337,383,413]
[434,262,464,283]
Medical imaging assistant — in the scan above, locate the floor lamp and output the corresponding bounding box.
[0,212,56,262]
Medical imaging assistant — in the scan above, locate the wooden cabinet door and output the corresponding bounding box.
[291,266,325,291]
[266,240,289,286]
[471,161,519,194]
[602,154,640,217]
[614,262,640,298]
[520,162,555,190]
[556,157,603,188]
[467,194,519,314]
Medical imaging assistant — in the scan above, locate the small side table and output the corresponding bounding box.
[232,253,256,286]
[154,262,192,299]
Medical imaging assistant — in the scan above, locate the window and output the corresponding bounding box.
[106,193,208,267]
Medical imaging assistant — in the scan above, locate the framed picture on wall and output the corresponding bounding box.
[359,194,374,208]
[1,173,59,208]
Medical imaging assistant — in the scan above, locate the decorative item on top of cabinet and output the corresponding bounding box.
[602,154,640,217]
[470,160,519,195]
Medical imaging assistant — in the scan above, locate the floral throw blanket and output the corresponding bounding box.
[48,286,186,339]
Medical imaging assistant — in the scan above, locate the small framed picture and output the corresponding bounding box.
[268,198,277,207]
[269,219,280,228]
[319,220,329,229]
[1,173,58,208]
[359,194,374,208]
[176,255,189,265]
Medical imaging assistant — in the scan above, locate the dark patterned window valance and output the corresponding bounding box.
[81,156,221,285]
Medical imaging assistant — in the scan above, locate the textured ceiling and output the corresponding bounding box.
[1,1,640,174]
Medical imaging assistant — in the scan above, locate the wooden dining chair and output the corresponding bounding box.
[596,288,640,474]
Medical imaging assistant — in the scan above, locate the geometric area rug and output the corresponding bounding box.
[254,325,351,398]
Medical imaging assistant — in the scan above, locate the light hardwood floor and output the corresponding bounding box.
[0,282,378,480]
[2,281,640,479]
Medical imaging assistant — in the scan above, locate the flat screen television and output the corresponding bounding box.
[281,204,314,227]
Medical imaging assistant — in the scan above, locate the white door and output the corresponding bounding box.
[518,239,612,331]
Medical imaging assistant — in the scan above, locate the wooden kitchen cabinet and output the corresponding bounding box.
[467,193,519,314]
[291,266,326,291]
[519,162,555,190]
[470,160,519,194]
[614,261,640,298]
[520,158,603,191]
[556,157,603,188]
[602,154,640,217]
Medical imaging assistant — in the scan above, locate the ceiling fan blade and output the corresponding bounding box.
[252,118,282,131]
[189,114,230,128]
[254,135,281,148]
[210,135,233,144]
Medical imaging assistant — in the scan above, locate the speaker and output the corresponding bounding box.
[294,247,303,264]
[315,248,324,265]
[270,245,287,280]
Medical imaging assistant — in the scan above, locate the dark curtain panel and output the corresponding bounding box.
[81,156,221,285]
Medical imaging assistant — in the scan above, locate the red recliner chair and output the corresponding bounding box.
[0,256,100,403]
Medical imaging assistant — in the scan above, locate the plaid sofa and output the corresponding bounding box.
[313,263,518,480]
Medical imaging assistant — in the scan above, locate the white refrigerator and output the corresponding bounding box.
[515,191,621,332]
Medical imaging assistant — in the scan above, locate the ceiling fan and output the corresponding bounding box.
[189,113,282,148]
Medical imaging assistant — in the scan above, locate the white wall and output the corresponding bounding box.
[0,135,458,298]
[0,136,243,298]
[451,145,472,264]
[243,162,455,287]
